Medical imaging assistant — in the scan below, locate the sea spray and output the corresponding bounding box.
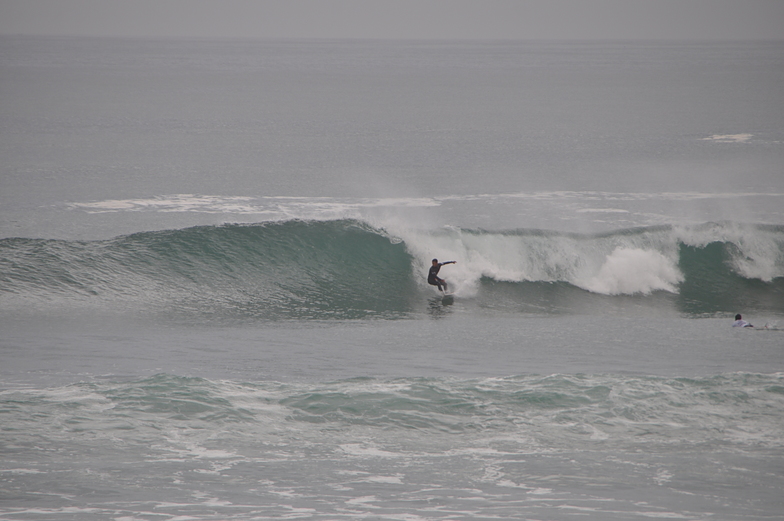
[581,247,683,295]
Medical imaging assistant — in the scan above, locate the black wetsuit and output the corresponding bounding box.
[428,262,452,291]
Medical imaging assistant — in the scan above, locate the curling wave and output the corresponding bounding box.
[1,220,783,318]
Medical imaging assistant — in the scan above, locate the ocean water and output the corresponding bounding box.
[1,37,783,520]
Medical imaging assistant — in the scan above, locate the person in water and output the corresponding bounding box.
[732,314,753,328]
[428,259,456,292]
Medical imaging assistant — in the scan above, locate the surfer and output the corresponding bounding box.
[732,314,754,328]
[428,259,456,292]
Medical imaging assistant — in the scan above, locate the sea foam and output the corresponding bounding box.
[580,247,683,295]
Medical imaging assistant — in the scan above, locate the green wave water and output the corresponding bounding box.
[2,219,783,318]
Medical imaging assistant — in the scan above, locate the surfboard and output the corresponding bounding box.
[441,293,454,304]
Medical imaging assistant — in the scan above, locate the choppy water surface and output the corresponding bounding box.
[3,373,783,520]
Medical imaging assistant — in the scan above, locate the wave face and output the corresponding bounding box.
[2,220,783,318]
[0,220,417,320]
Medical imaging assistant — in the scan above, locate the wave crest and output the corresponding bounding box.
[2,220,783,317]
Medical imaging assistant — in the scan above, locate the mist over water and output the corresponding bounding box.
[1,37,783,520]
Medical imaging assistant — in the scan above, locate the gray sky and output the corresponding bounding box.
[1,0,783,40]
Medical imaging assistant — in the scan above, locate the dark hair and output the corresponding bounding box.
[432,259,438,263]
[735,314,742,320]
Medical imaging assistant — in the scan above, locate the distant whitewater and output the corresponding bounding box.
[3,219,782,319]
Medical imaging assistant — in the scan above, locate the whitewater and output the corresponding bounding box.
[2,37,784,520]
[3,217,784,320]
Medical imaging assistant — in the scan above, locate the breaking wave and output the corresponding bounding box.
[1,219,783,319]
